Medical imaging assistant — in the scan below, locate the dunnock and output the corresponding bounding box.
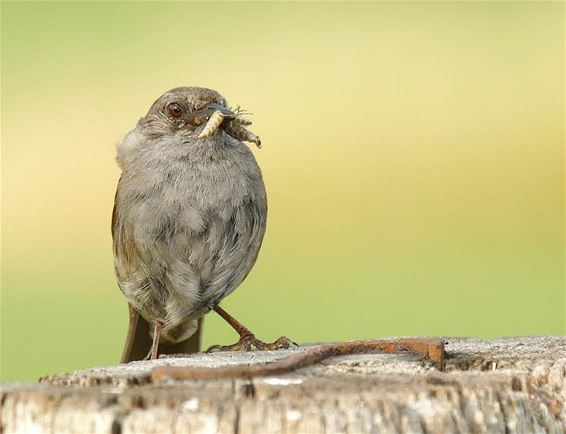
[112,87,293,362]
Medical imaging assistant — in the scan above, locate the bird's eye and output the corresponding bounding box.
[168,103,183,118]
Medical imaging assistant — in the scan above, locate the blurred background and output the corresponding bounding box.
[1,2,564,381]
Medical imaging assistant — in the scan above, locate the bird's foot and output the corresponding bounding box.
[206,332,297,353]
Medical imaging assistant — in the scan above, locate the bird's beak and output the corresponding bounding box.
[207,103,236,119]
[196,102,261,148]
[197,103,236,139]
[188,103,234,122]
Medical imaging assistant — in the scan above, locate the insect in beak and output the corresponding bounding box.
[196,103,261,148]
[197,103,237,139]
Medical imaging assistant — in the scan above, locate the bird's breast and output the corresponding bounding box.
[113,148,267,327]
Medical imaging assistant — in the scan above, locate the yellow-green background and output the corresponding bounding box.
[1,1,564,381]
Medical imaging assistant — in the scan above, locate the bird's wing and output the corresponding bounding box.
[113,178,203,363]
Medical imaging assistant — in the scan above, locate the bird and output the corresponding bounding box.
[112,87,294,362]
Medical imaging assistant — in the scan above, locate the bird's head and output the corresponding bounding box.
[137,87,260,147]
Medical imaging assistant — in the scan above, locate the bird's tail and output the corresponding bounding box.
[120,304,202,363]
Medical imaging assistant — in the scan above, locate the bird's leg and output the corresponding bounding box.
[144,320,163,360]
[207,306,296,352]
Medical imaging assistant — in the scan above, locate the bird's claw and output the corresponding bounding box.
[206,334,297,353]
[254,336,298,351]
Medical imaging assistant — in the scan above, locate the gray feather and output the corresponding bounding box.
[112,87,267,344]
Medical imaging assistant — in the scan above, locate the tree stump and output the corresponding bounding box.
[1,337,565,433]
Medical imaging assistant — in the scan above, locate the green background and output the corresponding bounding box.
[1,1,564,381]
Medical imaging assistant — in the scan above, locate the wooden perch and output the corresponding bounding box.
[1,337,565,434]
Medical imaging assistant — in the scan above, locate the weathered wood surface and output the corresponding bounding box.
[1,337,565,434]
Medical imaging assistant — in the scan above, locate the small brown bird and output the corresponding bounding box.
[112,87,293,362]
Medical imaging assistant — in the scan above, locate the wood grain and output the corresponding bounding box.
[2,337,565,434]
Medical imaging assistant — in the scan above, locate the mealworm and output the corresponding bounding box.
[197,110,225,139]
